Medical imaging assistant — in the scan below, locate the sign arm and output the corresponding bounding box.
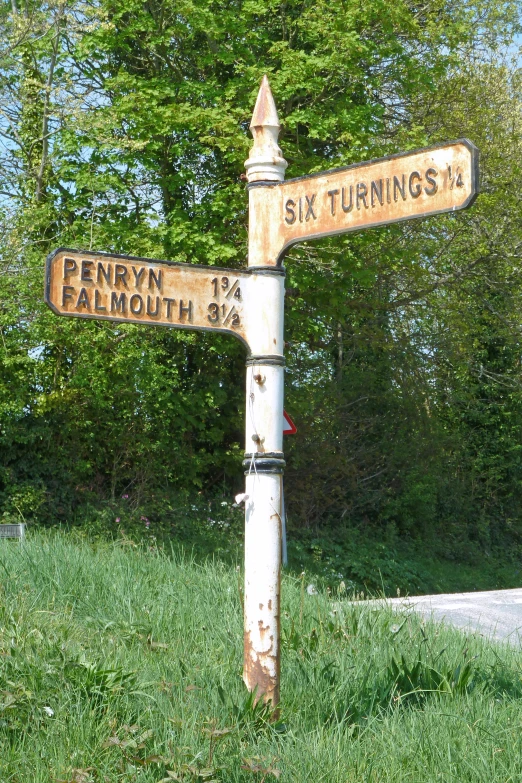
[259,138,479,266]
[44,247,253,350]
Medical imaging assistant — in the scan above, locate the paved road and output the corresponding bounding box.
[383,588,522,644]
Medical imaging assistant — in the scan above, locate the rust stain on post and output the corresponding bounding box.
[244,629,280,704]
[242,473,283,706]
[243,601,281,706]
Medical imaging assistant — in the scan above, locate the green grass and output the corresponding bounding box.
[49,495,522,596]
[1,532,522,782]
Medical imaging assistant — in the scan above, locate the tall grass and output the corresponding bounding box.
[1,531,521,781]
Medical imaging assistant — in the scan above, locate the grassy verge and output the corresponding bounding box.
[1,532,522,781]
[54,493,522,596]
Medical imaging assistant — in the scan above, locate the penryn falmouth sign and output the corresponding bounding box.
[44,76,479,707]
[45,248,284,356]
[46,249,249,343]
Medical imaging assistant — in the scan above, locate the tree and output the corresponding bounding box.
[0,0,520,551]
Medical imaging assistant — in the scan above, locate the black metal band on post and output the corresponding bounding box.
[245,354,285,367]
[243,452,286,474]
[244,266,286,277]
[246,180,280,190]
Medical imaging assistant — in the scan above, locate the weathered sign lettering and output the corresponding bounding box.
[46,248,251,347]
[247,140,478,266]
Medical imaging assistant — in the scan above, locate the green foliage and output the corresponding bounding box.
[286,526,522,595]
[64,658,140,705]
[0,0,521,564]
[216,684,286,736]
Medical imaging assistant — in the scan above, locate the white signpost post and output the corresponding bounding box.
[45,75,478,708]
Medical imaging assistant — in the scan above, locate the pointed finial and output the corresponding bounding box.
[250,75,280,130]
[245,76,287,183]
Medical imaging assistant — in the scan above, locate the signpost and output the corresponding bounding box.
[44,75,479,708]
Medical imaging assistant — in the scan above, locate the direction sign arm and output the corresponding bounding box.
[45,248,253,348]
[249,139,479,267]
